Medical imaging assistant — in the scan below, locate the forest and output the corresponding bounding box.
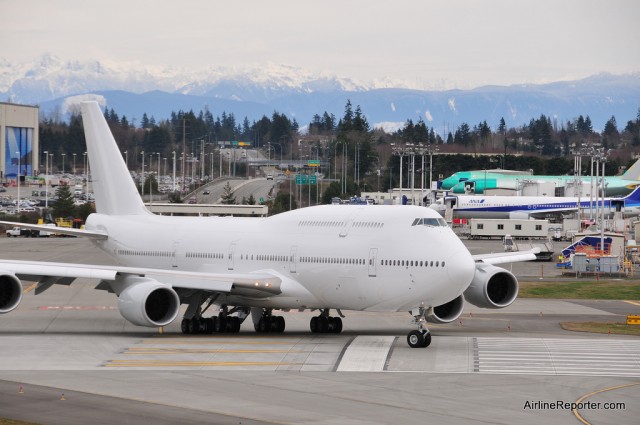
[39,101,640,203]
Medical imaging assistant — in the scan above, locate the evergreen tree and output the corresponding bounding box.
[220,182,236,204]
[270,193,296,215]
[52,184,76,218]
[603,115,618,137]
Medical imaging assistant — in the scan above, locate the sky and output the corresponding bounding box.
[2,0,639,89]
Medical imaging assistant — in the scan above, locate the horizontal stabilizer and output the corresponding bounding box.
[0,221,108,240]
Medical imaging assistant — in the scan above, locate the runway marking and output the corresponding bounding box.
[104,360,300,367]
[36,306,117,310]
[475,337,640,377]
[23,283,37,294]
[623,300,640,307]
[140,339,299,345]
[336,336,395,372]
[124,348,305,354]
[572,382,640,425]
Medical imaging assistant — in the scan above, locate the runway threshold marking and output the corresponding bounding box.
[475,338,640,377]
[572,382,640,425]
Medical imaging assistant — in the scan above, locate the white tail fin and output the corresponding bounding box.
[81,101,150,216]
[621,158,640,181]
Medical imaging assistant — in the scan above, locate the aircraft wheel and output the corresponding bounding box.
[310,316,319,333]
[422,331,432,348]
[318,316,329,333]
[332,317,343,334]
[229,316,241,333]
[215,316,227,333]
[274,316,285,333]
[203,317,214,334]
[407,330,425,348]
[181,318,190,334]
[188,317,200,334]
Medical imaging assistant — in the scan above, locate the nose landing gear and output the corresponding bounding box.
[407,307,431,348]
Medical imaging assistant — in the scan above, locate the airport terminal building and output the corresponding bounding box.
[0,102,39,181]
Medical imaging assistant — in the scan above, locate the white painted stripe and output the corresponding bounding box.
[336,336,395,372]
[474,337,640,377]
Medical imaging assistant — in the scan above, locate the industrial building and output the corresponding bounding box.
[0,102,39,181]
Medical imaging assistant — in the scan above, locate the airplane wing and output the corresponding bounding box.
[0,221,108,240]
[0,259,281,297]
[472,248,540,265]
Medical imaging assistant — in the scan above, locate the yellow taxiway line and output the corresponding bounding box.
[104,360,300,367]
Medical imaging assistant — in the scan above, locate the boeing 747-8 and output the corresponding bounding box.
[0,101,537,348]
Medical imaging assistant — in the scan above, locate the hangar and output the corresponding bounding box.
[0,102,40,181]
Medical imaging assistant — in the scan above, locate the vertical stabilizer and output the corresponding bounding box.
[81,101,150,216]
[621,158,640,181]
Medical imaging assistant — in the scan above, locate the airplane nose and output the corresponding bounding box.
[447,250,475,290]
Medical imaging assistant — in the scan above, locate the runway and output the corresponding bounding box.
[1,237,639,424]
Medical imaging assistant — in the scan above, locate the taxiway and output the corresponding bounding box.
[0,237,638,424]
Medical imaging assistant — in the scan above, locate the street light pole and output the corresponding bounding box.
[73,153,77,176]
[140,151,145,194]
[16,152,20,213]
[61,153,66,174]
[172,151,176,192]
[44,150,48,209]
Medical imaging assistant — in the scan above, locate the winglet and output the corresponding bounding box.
[81,101,150,216]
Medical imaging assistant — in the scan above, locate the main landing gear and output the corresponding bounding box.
[407,307,432,348]
[310,309,343,334]
[253,308,286,333]
[180,297,248,335]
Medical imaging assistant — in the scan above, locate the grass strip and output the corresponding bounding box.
[561,321,640,336]
[519,280,640,300]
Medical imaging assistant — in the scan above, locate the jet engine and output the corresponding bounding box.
[464,263,518,309]
[426,294,465,324]
[0,273,22,314]
[117,279,180,327]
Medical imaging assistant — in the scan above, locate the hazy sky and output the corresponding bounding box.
[2,0,639,88]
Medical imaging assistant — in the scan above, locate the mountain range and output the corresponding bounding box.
[1,54,639,133]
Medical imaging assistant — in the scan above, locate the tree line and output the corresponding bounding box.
[39,102,640,205]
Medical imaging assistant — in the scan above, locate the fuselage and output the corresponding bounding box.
[442,193,640,219]
[87,204,476,312]
[443,172,637,196]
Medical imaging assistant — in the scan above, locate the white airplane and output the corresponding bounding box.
[430,186,640,220]
[0,101,537,348]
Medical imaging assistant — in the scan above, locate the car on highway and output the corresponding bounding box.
[202,190,210,195]
[266,174,274,180]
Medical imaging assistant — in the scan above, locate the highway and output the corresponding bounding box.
[0,237,638,424]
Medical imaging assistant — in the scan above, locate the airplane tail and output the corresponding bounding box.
[621,158,640,181]
[81,101,150,216]
[623,185,640,202]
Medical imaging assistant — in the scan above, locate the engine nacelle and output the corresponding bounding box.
[0,273,23,314]
[464,264,518,309]
[427,294,465,324]
[117,278,180,327]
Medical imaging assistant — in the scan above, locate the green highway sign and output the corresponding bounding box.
[295,174,318,184]
[307,160,320,167]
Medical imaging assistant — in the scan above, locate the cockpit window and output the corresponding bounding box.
[411,218,448,227]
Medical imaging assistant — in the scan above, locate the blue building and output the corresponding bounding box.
[0,102,39,181]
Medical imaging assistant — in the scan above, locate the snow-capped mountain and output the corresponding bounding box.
[2,55,639,131]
